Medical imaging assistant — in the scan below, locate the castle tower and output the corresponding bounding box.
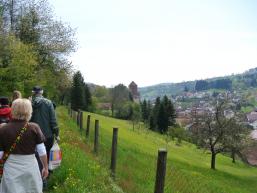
[129,81,140,103]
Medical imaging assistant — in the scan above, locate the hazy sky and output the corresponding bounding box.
[49,0,257,87]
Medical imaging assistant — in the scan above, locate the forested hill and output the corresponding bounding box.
[139,67,257,100]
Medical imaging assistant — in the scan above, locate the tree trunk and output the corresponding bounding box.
[111,104,114,117]
[231,149,236,163]
[211,152,216,170]
[10,0,14,32]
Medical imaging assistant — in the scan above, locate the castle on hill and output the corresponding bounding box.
[129,81,140,103]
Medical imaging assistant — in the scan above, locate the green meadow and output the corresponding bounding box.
[49,107,257,193]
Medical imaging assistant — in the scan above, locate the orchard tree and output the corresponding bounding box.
[129,102,141,130]
[223,116,252,163]
[191,101,250,169]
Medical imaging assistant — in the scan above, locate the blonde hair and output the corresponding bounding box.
[11,99,32,121]
[12,90,22,101]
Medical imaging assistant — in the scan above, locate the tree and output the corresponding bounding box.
[167,125,186,146]
[190,101,249,169]
[141,99,149,122]
[157,103,167,133]
[130,103,141,130]
[70,71,85,110]
[0,35,37,96]
[149,97,161,131]
[223,117,251,163]
[165,96,176,126]
[0,0,76,101]
[92,85,110,103]
[155,96,176,133]
[83,83,92,111]
[110,84,131,117]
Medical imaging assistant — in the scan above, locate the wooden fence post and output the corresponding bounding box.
[77,110,80,126]
[73,111,76,122]
[110,127,118,179]
[154,149,167,193]
[75,111,78,122]
[70,108,72,118]
[72,110,75,121]
[80,111,83,133]
[67,104,70,116]
[86,115,91,139]
[94,120,99,154]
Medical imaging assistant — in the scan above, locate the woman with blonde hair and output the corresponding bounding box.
[0,99,48,193]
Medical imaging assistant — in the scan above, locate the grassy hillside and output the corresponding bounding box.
[52,107,257,193]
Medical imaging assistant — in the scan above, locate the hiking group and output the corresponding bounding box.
[0,86,59,193]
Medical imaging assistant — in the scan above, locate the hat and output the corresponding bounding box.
[0,97,9,105]
[32,86,43,94]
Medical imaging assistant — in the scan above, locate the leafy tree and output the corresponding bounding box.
[0,0,76,101]
[0,35,37,96]
[130,103,141,130]
[92,85,110,103]
[190,101,250,169]
[167,125,186,145]
[110,84,131,117]
[223,117,252,163]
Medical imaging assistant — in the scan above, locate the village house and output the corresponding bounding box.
[247,111,257,129]
[246,111,257,123]
[97,103,112,110]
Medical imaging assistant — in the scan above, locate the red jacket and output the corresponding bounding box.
[0,106,12,123]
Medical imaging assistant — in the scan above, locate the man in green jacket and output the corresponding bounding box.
[30,86,59,189]
[31,86,59,154]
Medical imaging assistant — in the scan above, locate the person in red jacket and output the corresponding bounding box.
[0,97,12,124]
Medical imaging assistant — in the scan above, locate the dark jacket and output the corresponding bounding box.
[30,96,59,138]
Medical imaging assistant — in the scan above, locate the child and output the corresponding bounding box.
[0,97,12,124]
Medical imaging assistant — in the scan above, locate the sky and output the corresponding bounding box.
[49,0,257,87]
